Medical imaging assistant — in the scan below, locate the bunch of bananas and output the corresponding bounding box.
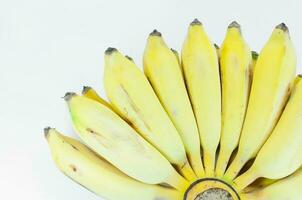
[45,19,302,200]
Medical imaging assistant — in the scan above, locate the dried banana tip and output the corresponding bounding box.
[191,18,202,26]
[125,55,133,61]
[276,23,289,32]
[228,21,241,29]
[150,29,161,37]
[44,127,52,139]
[63,92,77,101]
[82,86,91,94]
[105,47,117,55]
[170,48,177,53]
[252,51,259,60]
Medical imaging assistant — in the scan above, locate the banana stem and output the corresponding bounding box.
[225,155,246,180]
[167,171,190,191]
[189,153,205,177]
[203,151,215,177]
[178,162,197,181]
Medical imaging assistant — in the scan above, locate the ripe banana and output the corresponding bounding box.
[234,75,302,190]
[216,21,252,177]
[181,19,221,176]
[143,30,204,177]
[241,167,302,200]
[64,93,189,190]
[103,47,196,181]
[225,23,296,180]
[45,128,183,200]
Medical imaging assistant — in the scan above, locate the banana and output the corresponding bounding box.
[82,86,112,108]
[181,19,221,176]
[215,21,252,177]
[143,30,204,177]
[64,93,189,190]
[241,168,302,200]
[45,128,183,200]
[103,47,196,181]
[234,75,302,190]
[225,23,296,180]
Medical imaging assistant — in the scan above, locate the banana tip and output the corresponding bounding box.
[170,48,178,54]
[190,18,202,26]
[251,51,259,60]
[150,29,161,37]
[125,55,133,61]
[105,47,117,55]
[82,86,91,95]
[276,23,289,32]
[63,92,77,101]
[214,43,219,49]
[44,127,52,139]
[228,21,241,29]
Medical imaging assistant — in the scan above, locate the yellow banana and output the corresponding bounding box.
[225,23,296,180]
[103,47,196,181]
[143,30,204,177]
[181,19,221,176]
[234,75,302,190]
[64,93,189,190]
[241,168,302,200]
[216,21,252,177]
[45,128,183,200]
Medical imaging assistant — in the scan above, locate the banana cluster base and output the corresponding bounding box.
[184,178,239,200]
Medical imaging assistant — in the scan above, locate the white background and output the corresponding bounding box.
[0,0,301,199]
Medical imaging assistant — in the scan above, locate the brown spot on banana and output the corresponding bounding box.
[69,164,77,172]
